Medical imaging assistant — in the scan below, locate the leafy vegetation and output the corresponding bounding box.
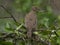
[0,0,60,45]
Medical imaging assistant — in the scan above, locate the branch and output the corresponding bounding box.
[54,31,59,37]
[0,5,19,23]
[0,17,12,19]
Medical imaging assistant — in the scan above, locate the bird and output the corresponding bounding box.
[25,6,39,39]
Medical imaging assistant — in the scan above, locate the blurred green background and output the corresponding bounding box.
[0,0,60,45]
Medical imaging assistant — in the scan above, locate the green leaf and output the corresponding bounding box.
[16,23,23,31]
[56,30,60,36]
[5,23,14,32]
[57,37,60,45]
[5,23,11,29]
[0,41,13,45]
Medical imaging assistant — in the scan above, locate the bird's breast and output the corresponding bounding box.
[25,12,37,29]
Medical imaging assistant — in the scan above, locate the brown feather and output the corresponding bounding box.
[25,7,37,38]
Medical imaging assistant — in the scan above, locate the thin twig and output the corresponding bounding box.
[54,31,59,37]
[0,5,18,23]
[0,17,12,19]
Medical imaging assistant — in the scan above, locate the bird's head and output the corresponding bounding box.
[32,6,40,12]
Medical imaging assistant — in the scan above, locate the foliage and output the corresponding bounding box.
[0,0,60,45]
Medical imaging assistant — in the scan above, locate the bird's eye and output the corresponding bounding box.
[33,23,35,25]
[29,19,32,21]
